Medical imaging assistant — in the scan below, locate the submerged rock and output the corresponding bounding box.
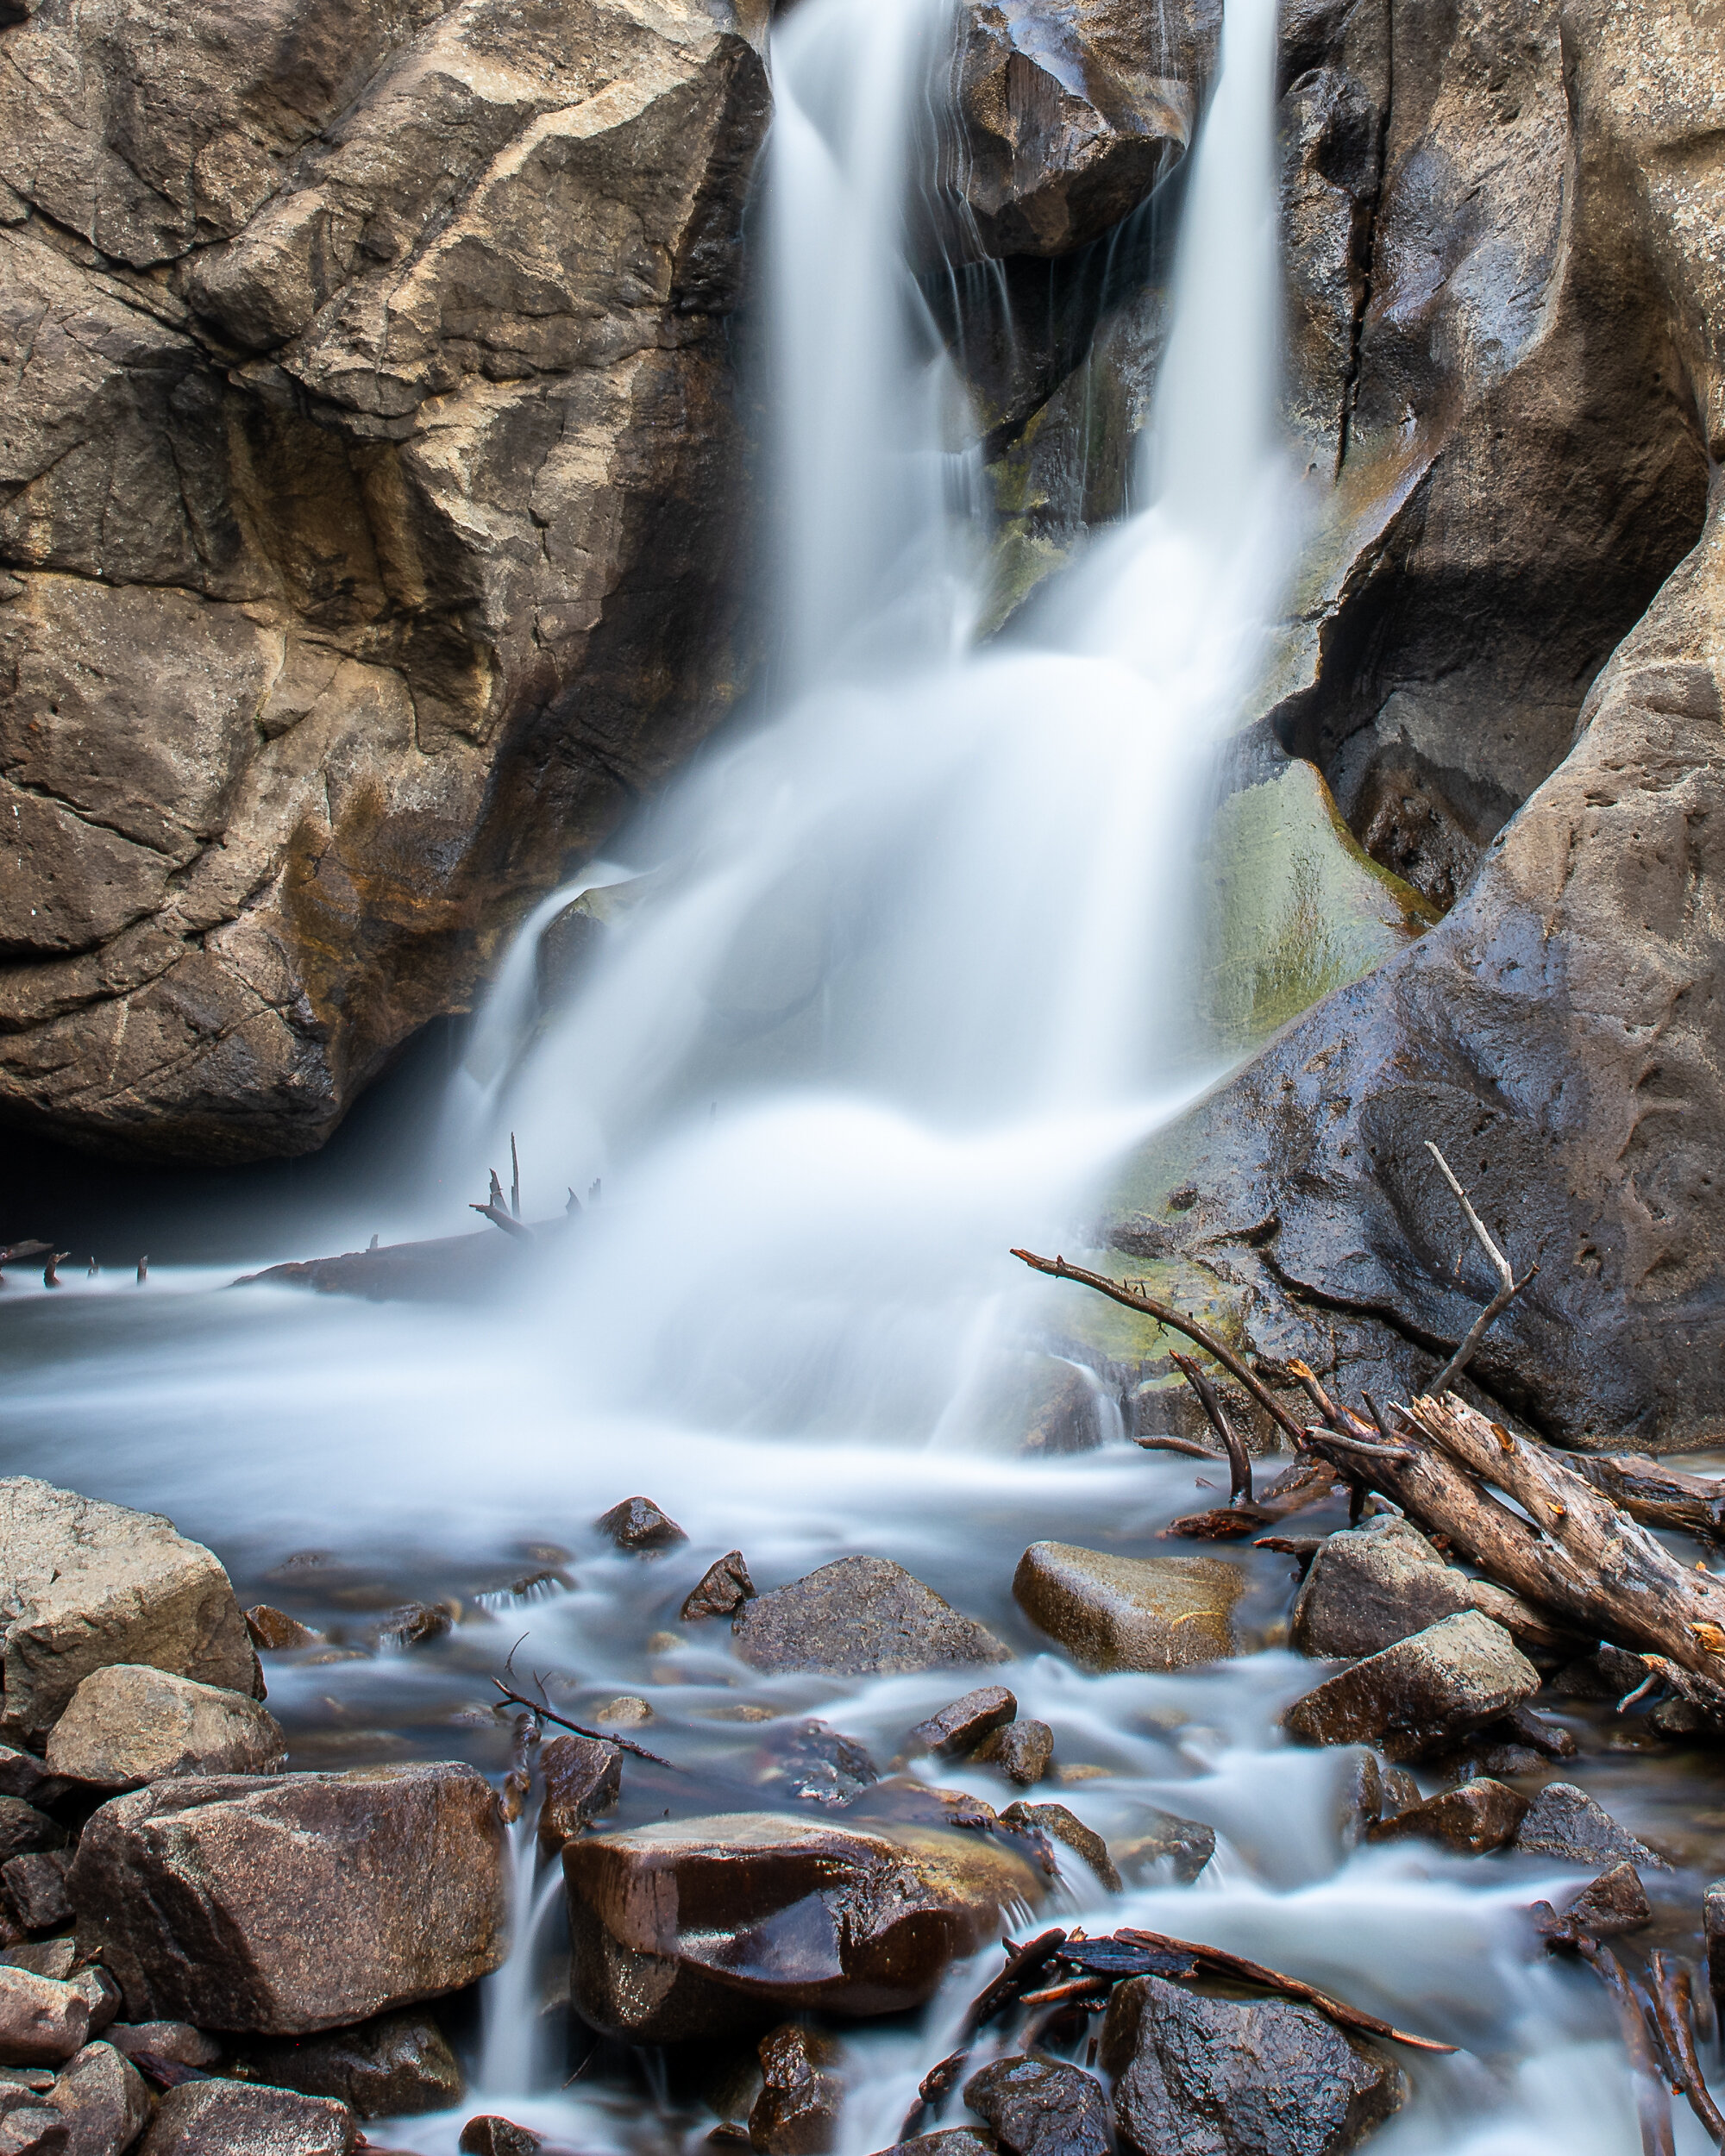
[1013,1545,1242,1672]
[963,2056,1110,2156]
[972,1720,1052,1787]
[139,2078,357,2154]
[0,1482,258,1743]
[906,1688,1018,1760]
[232,2008,464,2118]
[1283,1613,1540,1761]
[731,1559,1010,1677]
[749,2023,844,2155]
[45,2040,150,2156]
[70,1763,507,2032]
[459,2119,541,2156]
[1000,1802,1120,1893]
[45,1666,285,1789]
[1110,1806,1215,1886]
[596,1499,688,1553]
[760,1722,879,1808]
[1367,1778,1527,1857]
[564,1810,1043,2042]
[683,1553,758,1622]
[1101,1972,1402,2156]
[1513,1783,1670,1871]
[536,1733,622,1854]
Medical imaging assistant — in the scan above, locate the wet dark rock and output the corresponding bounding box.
[1013,1545,1242,1673]
[233,2008,463,2118]
[69,1763,507,2032]
[0,1757,66,1815]
[45,1666,285,1790]
[244,1609,321,1652]
[1513,1783,1670,1871]
[683,1554,757,1623]
[749,2023,844,2155]
[1550,1645,1648,1702]
[906,1689,1017,1760]
[1367,1777,1527,1856]
[0,1814,61,1871]
[731,1559,1009,1678]
[1289,1520,1551,1662]
[1101,1973,1402,2156]
[1110,1807,1215,1885]
[596,1500,688,1553]
[1490,1708,1577,1761]
[1283,1613,1540,1761]
[139,2079,357,2154]
[0,2084,66,2153]
[971,1720,1052,1788]
[374,1604,453,1653]
[1532,1861,1651,1942]
[45,2040,149,2156]
[999,1802,1120,1893]
[0,1971,88,2066]
[3,1862,70,1938]
[104,2025,218,2071]
[881,2136,998,2156]
[845,1781,1001,1833]
[536,1733,621,1855]
[563,1810,1044,2042]
[0,1482,259,1744]
[459,2118,540,2156]
[762,1723,879,1808]
[963,2056,1110,2156]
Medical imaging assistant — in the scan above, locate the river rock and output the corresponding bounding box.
[0,1483,258,1744]
[1367,1777,1527,1857]
[1513,1783,1670,1871]
[66,1977,117,2044]
[3,1861,70,1937]
[749,2023,844,2155]
[0,1952,74,1986]
[963,2057,1110,2156]
[0,2085,66,2153]
[1101,1972,1402,2156]
[564,1810,1044,2041]
[1290,1520,1550,1661]
[906,1689,1017,1759]
[139,2079,356,2154]
[536,1734,621,1855]
[682,1553,757,1622]
[243,1608,321,1653]
[731,1559,1010,1677]
[459,2121,540,2156]
[760,1722,879,1808]
[1000,1802,1120,1894]
[1533,1860,1653,1944]
[1013,1545,1242,1672]
[884,2137,997,2156]
[46,1666,285,1790]
[104,2025,219,2071]
[1283,1612,1540,1760]
[971,1720,1052,1787]
[596,1499,687,1552]
[1110,1806,1215,1886]
[0,1972,88,2068]
[0,1814,60,1871]
[232,2008,463,2118]
[45,2042,148,2156]
[0,1758,66,1814]
[69,1763,507,2032]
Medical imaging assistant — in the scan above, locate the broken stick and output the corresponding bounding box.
[1422,1142,1537,1392]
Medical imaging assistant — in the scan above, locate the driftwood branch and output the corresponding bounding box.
[1649,1951,1725,2145]
[1575,1939,1676,2156]
[510,1132,522,1220]
[1011,1250,1304,1442]
[1422,1142,1538,1392]
[1114,1928,1454,2052]
[472,1203,534,1242]
[1170,1352,1252,1504]
[1162,1459,1339,1543]
[1136,1434,1228,1462]
[491,1679,675,1768]
[1565,1455,1725,1546]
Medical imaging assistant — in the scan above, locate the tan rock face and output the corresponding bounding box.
[67,1763,508,2032]
[563,1810,1044,2042]
[1012,1544,1242,1671]
[0,0,768,1161]
[0,1480,258,1744]
[45,1664,286,1789]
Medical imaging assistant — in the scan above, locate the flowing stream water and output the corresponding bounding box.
[1,0,1718,2148]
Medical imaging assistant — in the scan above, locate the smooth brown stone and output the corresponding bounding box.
[1013,1545,1242,1672]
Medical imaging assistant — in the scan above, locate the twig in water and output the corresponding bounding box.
[42,1252,67,1288]
[1170,1351,1252,1504]
[897,1928,1069,2141]
[1135,1434,1226,1462]
[1422,1142,1539,1392]
[1575,1938,1677,2156]
[135,1256,149,1285]
[510,1133,522,1220]
[1649,1951,1725,2145]
[472,1201,533,1242]
[491,1678,677,1768]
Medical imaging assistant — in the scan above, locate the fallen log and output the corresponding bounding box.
[1565,1455,1725,1546]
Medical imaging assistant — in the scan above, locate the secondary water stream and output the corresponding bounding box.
[1,0,1717,2147]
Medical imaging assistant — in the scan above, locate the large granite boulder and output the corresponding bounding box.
[45,1665,285,1789]
[1283,1610,1540,1761]
[67,1763,507,2032]
[0,1481,258,1744]
[563,1810,1044,2042]
[0,0,768,1161]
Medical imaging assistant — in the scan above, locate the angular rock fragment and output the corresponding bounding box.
[1101,1974,1402,2156]
[69,1764,507,2032]
[2,1861,69,1937]
[1532,1861,1651,1943]
[1514,1783,1670,1870]
[234,2007,462,2118]
[139,2078,357,2153]
[374,1604,452,1652]
[0,1967,88,2068]
[1110,1806,1215,1885]
[1000,1802,1120,1893]
[46,2040,149,2156]
[536,1733,621,1855]
[1367,1777,1527,1855]
[66,1974,117,2040]
[683,1552,757,1622]
[1283,1613,1540,1760]
[963,2055,1110,2156]
[881,2136,997,2156]
[564,1811,1044,2041]
[906,1689,1017,1759]
[244,1608,321,1652]
[0,1757,66,1814]
[1013,1546,1241,1672]
[749,2023,844,2154]
[104,2024,218,2071]
[46,1666,285,1789]
[596,1500,688,1552]
[732,1559,1009,1677]
[972,1721,1052,1787]
[0,1813,61,1870]
[459,2116,540,2155]
[0,1949,74,1985]
[0,2084,66,2153]
[0,1482,258,1741]
[761,1722,879,1808]
[1290,1520,1555,1660]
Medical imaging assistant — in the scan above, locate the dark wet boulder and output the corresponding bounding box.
[1367,1777,1527,1856]
[0,1969,90,2065]
[69,1763,508,2032]
[563,1811,1044,2042]
[596,1499,687,1552]
[731,1559,1009,1678]
[906,1689,1017,1760]
[45,1666,285,1790]
[963,2055,1110,2156]
[1013,1546,1241,1672]
[45,2040,149,2156]
[1100,1972,1402,2156]
[750,2023,844,2154]
[230,2008,464,2117]
[1283,1613,1540,1760]
[459,2119,541,2156]
[1514,1783,1669,1870]
[972,1720,1052,1787]
[1000,1802,1120,1893]
[1110,1806,1215,1886]
[1533,1861,1652,1943]
[139,2079,357,2154]
[682,1552,757,1622]
[536,1733,622,1854]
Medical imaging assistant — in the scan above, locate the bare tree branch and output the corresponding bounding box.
[1170,1351,1252,1504]
[1422,1142,1539,1392]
